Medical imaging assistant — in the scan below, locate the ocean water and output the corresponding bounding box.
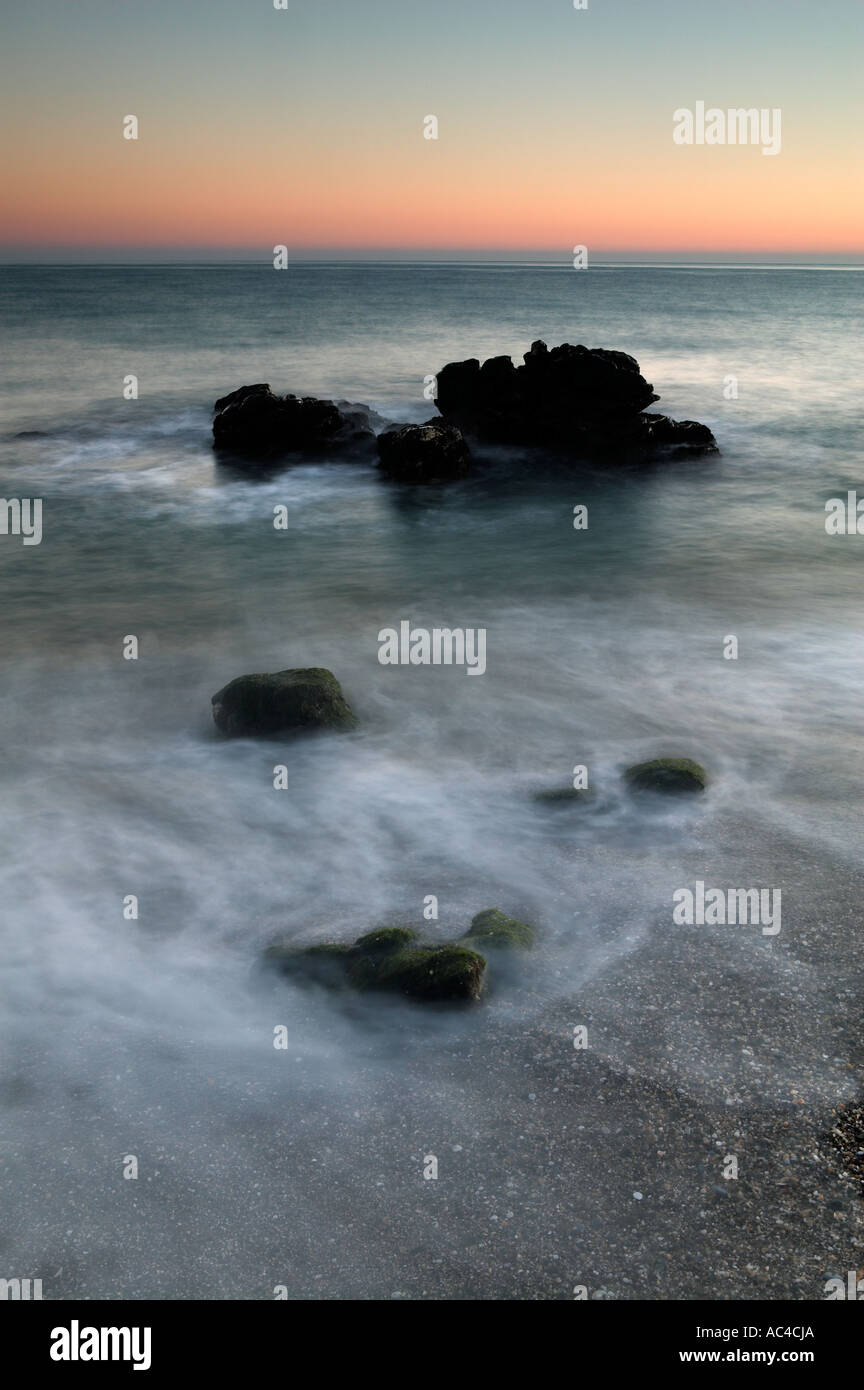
[1,263,863,1299]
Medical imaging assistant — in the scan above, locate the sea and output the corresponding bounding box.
[1,262,863,1298]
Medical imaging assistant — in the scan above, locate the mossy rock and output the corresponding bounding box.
[212,667,356,738]
[624,757,707,795]
[350,945,486,1002]
[353,927,419,954]
[462,908,535,951]
[262,928,485,1003]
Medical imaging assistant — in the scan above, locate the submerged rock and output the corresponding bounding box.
[624,757,708,794]
[212,383,375,463]
[533,786,595,806]
[211,667,356,738]
[631,413,718,454]
[262,910,540,1004]
[462,908,535,951]
[264,926,486,1003]
[349,945,486,1002]
[434,340,717,457]
[376,418,470,483]
[262,942,354,988]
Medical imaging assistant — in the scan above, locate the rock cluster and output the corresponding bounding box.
[536,757,709,802]
[212,342,716,480]
[212,383,375,462]
[435,340,717,456]
[263,910,536,1004]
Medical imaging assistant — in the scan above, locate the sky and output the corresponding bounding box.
[1,0,862,260]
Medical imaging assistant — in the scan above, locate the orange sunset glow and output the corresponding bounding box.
[2,0,862,258]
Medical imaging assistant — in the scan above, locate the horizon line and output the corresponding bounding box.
[2,252,864,269]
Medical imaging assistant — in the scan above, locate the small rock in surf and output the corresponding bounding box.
[211,667,357,737]
[624,757,708,794]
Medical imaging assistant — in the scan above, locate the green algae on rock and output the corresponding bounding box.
[262,908,541,1003]
[462,908,535,951]
[353,927,419,954]
[623,757,707,795]
[211,667,357,737]
[263,927,486,1003]
[350,944,486,1002]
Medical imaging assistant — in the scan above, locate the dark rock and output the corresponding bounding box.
[628,414,719,455]
[349,945,486,1002]
[624,757,708,794]
[260,907,544,1003]
[462,908,535,951]
[211,667,356,738]
[353,927,419,954]
[213,384,375,463]
[434,340,717,457]
[263,928,486,1003]
[335,399,391,434]
[376,418,470,483]
[214,383,272,414]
